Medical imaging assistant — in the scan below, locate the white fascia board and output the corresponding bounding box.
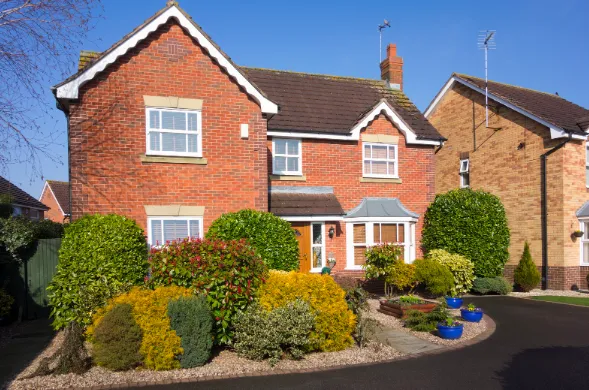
[267,131,356,141]
[343,216,418,223]
[280,216,344,222]
[55,6,278,114]
[12,203,48,211]
[429,76,584,141]
[350,100,442,146]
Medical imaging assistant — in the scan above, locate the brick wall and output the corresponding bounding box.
[269,114,436,272]
[68,21,268,232]
[429,82,588,289]
[39,188,65,223]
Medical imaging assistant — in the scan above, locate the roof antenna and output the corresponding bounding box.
[378,20,391,62]
[478,30,496,128]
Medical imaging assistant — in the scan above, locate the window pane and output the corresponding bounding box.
[187,113,198,131]
[149,131,161,151]
[462,173,470,187]
[364,161,371,174]
[161,111,187,130]
[586,168,589,186]
[275,139,286,154]
[287,157,299,172]
[381,224,397,243]
[372,145,387,159]
[398,224,405,243]
[151,220,162,245]
[189,220,200,239]
[163,220,189,243]
[585,146,589,165]
[364,144,371,158]
[584,242,589,263]
[287,140,299,155]
[388,146,396,160]
[373,224,380,243]
[313,246,322,268]
[187,134,198,153]
[388,162,396,176]
[312,224,322,244]
[354,246,366,266]
[274,156,286,171]
[372,161,387,175]
[149,110,160,129]
[162,133,187,152]
[353,224,365,243]
[584,222,589,239]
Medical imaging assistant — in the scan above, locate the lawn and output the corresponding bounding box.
[531,296,589,306]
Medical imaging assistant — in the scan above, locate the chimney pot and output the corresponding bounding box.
[380,43,404,90]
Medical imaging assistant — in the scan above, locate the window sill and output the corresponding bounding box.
[270,175,306,181]
[360,177,402,184]
[140,154,207,165]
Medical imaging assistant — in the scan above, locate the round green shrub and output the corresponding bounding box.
[471,276,513,295]
[422,188,510,277]
[92,303,142,371]
[413,258,454,297]
[205,209,299,271]
[167,295,213,368]
[514,242,540,292]
[427,249,475,296]
[48,214,148,330]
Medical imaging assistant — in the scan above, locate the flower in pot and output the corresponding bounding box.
[573,230,584,238]
[436,318,464,340]
[444,293,463,309]
[460,303,484,322]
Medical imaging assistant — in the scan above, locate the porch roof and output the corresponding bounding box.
[346,198,418,219]
[270,187,345,217]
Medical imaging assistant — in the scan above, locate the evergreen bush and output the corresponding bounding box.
[167,295,213,368]
[205,209,299,271]
[514,242,541,292]
[413,258,454,297]
[92,304,142,371]
[427,249,475,296]
[471,277,513,295]
[422,189,510,277]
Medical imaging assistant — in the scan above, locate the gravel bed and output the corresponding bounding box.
[509,289,589,298]
[8,336,401,389]
[365,299,488,346]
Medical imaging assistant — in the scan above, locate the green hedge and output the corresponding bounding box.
[48,214,148,330]
[422,189,510,277]
[205,209,299,271]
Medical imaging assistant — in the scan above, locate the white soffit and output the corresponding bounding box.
[54,6,278,114]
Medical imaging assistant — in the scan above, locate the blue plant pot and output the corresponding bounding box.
[461,309,484,322]
[437,323,464,340]
[445,297,463,309]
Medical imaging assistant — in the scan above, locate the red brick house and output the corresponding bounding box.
[426,73,589,289]
[51,2,443,275]
[0,176,48,220]
[39,181,70,223]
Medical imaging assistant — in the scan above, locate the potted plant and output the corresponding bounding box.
[444,294,463,309]
[0,289,14,326]
[436,318,464,339]
[573,230,584,238]
[460,303,484,322]
[379,294,437,318]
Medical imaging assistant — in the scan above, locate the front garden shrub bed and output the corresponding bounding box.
[378,296,438,318]
[414,258,454,297]
[471,276,512,295]
[427,249,475,296]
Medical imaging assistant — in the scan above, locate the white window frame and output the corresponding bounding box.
[310,222,326,273]
[272,138,302,176]
[362,142,398,178]
[585,143,589,188]
[579,219,589,265]
[460,158,470,188]
[345,219,416,270]
[147,216,204,247]
[145,107,202,157]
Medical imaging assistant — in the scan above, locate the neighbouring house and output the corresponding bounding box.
[39,181,71,223]
[0,176,48,220]
[51,2,444,275]
[425,73,589,290]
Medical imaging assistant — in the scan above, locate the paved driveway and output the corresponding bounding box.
[137,297,589,390]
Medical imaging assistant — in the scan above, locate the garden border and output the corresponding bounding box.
[81,316,496,389]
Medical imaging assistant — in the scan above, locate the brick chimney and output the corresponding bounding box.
[380,43,403,90]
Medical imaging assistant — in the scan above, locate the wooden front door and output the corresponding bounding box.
[291,222,311,272]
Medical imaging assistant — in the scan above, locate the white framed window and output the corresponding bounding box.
[363,143,398,178]
[580,220,589,265]
[272,138,302,175]
[460,158,470,188]
[345,220,416,270]
[310,222,326,272]
[147,216,203,246]
[146,108,202,157]
[585,143,589,188]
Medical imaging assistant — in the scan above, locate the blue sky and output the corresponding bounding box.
[7,0,589,198]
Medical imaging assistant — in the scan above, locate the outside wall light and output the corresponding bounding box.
[328,226,335,238]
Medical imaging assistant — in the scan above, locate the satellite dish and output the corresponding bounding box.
[384,19,390,27]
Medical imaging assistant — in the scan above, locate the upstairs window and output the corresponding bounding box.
[586,143,589,187]
[273,138,302,175]
[363,143,398,178]
[460,158,470,188]
[146,108,202,157]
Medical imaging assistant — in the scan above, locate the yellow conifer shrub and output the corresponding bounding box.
[87,286,192,370]
[258,271,356,352]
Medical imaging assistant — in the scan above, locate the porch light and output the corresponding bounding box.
[328,226,335,238]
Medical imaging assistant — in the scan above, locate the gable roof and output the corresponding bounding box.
[0,176,48,210]
[52,3,278,114]
[425,73,589,139]
[41,181,70,216]
[242,68,444,142]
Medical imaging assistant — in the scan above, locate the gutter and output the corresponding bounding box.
[540,133,572,289]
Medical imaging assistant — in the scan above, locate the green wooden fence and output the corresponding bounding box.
[0,238,61,319]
